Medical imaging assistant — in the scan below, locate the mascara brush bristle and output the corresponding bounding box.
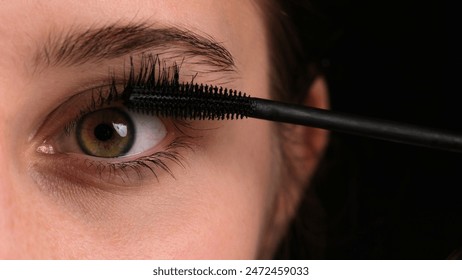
[126,83,253,120]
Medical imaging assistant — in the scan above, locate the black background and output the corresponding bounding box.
[312,0,460,259]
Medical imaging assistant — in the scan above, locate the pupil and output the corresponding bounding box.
[94,123,114,141]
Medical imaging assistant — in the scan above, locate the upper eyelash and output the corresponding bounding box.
[64,54,182,135]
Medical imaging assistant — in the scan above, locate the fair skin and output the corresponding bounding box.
[0,1,328,259]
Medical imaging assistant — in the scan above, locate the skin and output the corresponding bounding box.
[0,0,328,259]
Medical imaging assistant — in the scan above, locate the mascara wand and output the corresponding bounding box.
[126,84,462,153]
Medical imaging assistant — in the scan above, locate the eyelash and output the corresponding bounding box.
[84,135,192,182]
[64,54,179,134]
[62,54,196,181]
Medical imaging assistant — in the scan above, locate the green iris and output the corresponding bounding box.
[76,108,135,158]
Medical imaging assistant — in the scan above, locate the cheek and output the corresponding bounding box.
[177,120,278,258]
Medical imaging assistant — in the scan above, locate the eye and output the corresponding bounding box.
[32,55,200,189]
[51,106,167,159]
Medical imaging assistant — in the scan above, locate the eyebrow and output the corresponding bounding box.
[33,23,235,72]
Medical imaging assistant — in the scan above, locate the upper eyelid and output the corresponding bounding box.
[31,52,235,146]
[38,54,190,138]
[32,22,237,74]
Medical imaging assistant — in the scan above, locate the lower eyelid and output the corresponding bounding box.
[30,123,198,196]
[30,147,181,198]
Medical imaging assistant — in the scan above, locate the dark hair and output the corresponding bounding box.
[257,0,330,259]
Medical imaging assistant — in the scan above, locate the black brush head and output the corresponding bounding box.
[125,83,254,120]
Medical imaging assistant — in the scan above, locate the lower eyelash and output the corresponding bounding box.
[92,135,195,183]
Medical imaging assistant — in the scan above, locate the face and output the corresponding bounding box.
[0,0,287,258]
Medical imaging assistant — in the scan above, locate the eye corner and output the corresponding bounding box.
[36,142,56,155]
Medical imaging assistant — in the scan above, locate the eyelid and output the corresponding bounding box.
[32,54,205,154]
[35,55,180,141]
[32,83,122,144]
[31,129,196,196]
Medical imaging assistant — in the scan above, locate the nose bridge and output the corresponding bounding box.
[0,95,13,256]
[0,77,12,199]
[0,76,24,258]
[0,75,15,188]
[0,133,18,259]
[0,125,43,259]
[0,15,42,259]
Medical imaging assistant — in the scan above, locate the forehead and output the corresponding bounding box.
[0,0,265,71]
